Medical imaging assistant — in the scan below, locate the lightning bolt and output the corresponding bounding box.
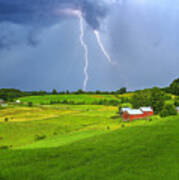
[94,30,116,66]
[78,13,89,91]
[58,8,119,90]
[59,9,89,91]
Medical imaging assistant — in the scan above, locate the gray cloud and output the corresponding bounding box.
[0,0,108,29]
[108,0,179,89]
[0,0,109,49]
[0,0,178,91]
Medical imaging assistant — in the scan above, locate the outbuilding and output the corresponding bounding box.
[140,107,154,116]
[122,109,145,121]
[16,100,21,104]
[177,107,179,113]
[0,99,4,105]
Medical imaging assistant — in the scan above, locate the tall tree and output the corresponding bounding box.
[52,89,58,95]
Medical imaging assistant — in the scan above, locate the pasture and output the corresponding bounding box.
[19,94,125,105]
[0,104,119,148]
[0,100,178,179]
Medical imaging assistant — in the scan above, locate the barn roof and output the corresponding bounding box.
[126,109,144,115]
[140,107,153,112]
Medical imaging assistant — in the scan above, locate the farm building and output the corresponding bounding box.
[122,109,145,121]
[177,107,179,113]
[140,107,154,116]
[0,99,4,104]
[16,100,21,104]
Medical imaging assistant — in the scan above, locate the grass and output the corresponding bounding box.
[0,105,119,148]
[19,94,122,105]
[0,103,178,179]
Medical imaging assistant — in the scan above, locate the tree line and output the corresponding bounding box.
[0,78,178,103]
[0,87,127,101]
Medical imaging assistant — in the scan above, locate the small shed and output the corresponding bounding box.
[0,99,4,105]
[16,100,21,104]
[122,109,145,121]
[177,107,179,113]
[140,107,154,116]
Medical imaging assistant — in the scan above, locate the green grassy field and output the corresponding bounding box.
[0,102,178,179]
[19,94,123,105]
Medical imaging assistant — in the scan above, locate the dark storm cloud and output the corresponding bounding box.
[1,0,178,91]
[0,0,108,49]
[0,0,107,29]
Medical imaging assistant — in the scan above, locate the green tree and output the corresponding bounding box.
[76,89,84,94]
[166,78,179,95]
[66,90,70,94]
[117,87,127,94]
[95,90,101,94]
[160,104,177,117]
[174,97,179,106]
[130,91,151,109]
[130,88,165,114]
[150,87,165,114]
[0,88,25,101]
[52,89,58,95]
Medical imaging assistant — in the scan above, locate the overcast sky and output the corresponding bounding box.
[0,0,178,91]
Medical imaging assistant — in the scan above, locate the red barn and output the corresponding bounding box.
[140,107,154,116]
[122,109,145,122]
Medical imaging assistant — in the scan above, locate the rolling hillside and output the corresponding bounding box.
[0,103,178,179]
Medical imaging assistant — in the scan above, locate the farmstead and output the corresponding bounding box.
[122,107,154,121]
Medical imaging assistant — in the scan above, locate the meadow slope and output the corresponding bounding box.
[0,103,178,180]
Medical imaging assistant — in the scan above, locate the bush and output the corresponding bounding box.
[110,115,121,119]
[174,100,179,106]
[53,132,58,136]
[160,104,177,117]
[28,102,33,107]
[4,118,8,122]
[0,145,9,150]
[34,135,46,141]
